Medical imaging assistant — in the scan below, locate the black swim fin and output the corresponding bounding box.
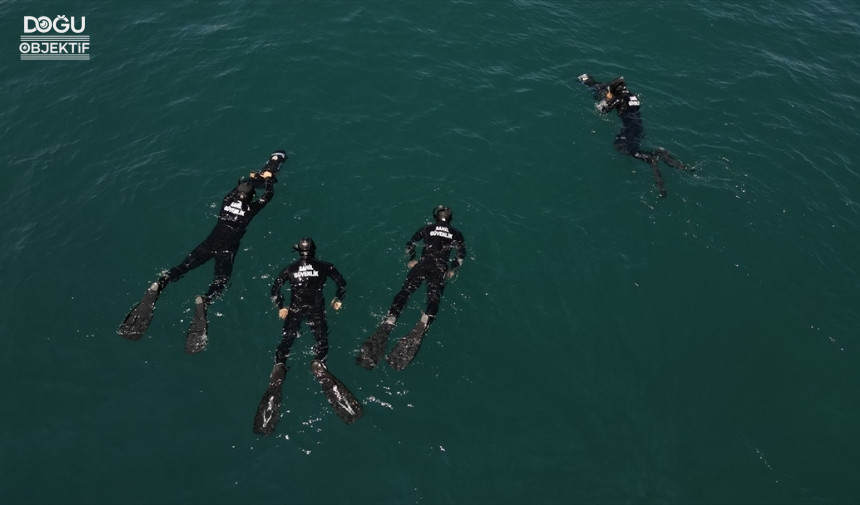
[118,283,161,341]
[655,147,692,172]
[253,363,287,436]
[356,317,396,370]
[311,360,363,424]
[184,296,208,354]
[386,315,430,371]
[637,152,668,198]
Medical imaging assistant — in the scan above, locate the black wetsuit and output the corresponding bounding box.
[580,75,688,197]
[271,257,346,364]
[387,219,466,325]
[158,177,275,302]
[593,82,646,157]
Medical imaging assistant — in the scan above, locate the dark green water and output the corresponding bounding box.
[2,1,859,504]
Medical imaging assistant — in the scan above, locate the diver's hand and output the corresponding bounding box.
[278,308,289,319]
[407,260,418,269]
[331,299,342,311]
[446,269,457,279]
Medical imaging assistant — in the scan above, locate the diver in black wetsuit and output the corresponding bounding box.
[356,205,466,370]
[118,150,286,345]
[578,74,691,197]
[155,158,280,304]
[269,237,347,368]
[253,238,359,435]
[386,205,466,329]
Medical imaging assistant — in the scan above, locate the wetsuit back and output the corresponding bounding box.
[209,182,275,247]
[271,257,347,364]
[271,257,347,310]
[407,221,467,273]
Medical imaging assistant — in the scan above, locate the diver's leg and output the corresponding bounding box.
[423,274,447,327]
[307,306,330,364]
[158,241,213,290]
[203,249,235,304]
[387,269,424,320]
[635,151,667,198]
[275,310,302,365]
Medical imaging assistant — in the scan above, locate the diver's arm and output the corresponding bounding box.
[447,231,466,278]
[260,174,275,201]
[405,226,425,263]
[270,268,290,310]
[328,264,347,309]
[578,73,612,113]
[577,74,608,96]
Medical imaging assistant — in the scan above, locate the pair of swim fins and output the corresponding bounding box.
[117,284,209,354]
[356,314,430,371]
[252,360,363,436]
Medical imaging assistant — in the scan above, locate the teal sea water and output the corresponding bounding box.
[2,1,859,504]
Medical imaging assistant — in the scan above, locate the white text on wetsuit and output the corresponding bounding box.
[225,201,246,217]
[294,264,319,278]
[430,226,452,239]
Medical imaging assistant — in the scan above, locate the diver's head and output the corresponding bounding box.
[609,76,626,95]
[236,179,255,201]
[433,205,453,223]
[293,237,317,258]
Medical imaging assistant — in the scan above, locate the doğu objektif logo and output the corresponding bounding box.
[20,15,89,61]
